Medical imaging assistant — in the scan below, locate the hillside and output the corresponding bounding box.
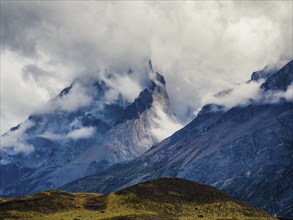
[0,177,275,220]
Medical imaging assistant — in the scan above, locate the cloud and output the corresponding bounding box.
[151,105,182,141]
[38,132,65,141]
[67,127,95,140]
[1,1,292,132]
[258,83,293,103]
[101,71,143,104]
[35,82,93,114]
[38,127,96,141]
[1,51,51,134]
[201,80,263,109]
[54,83,93,112]
[200,81,293,112]
[1,120,35,156]
[22,64,58,96]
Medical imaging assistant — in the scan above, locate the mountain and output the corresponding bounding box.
[62,60,293,217]
[0,61,180,197]
[260,60,293,91]
[0,177,275,220]
[250,64,279,82]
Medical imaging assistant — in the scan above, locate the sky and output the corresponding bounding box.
[1,1,292,134]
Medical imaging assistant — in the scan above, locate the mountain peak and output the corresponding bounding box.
[260,59,293,91]
[119,88,153,122]
[0,64,178,197]
[148,59,166,87]
[119,72,172,123]
[250,65,277,81]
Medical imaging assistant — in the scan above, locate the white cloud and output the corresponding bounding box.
[202,80,263,109]
[0,51,51,134]
[55,83,92,112]
[258,83,293,103]
[200,81,293,111]
[280,84,293,101]
[35,82,93,114]
[1,1,292,131]
[38,126,96,141]
[151,105,183,141]
[38,132,65,141]
[101,72,143,104]
[67,127,95,140]
[1,120,35,155]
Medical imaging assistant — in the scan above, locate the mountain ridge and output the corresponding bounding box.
[62,60,293,217]
[0,62,180,197]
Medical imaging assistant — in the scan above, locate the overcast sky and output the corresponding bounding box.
[1,1,292,134]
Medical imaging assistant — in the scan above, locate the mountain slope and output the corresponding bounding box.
[0,177,275,220]
[62,60,293,217]
[0,61,180,197]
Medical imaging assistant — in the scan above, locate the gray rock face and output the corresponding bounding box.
[0,65,178,197]
[62,60,293,217]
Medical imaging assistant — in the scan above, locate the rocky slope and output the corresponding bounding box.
[62,60,293,217]
[0,61,180,197]
[0,177,275,220]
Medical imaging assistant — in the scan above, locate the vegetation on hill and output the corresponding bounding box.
[0,177,275,220]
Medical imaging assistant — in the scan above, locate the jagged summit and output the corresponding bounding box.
[117,65,172,123]
[120,88,153,122]
[0,62,179,197]
[260,59,293,91]
[250,65,278,81]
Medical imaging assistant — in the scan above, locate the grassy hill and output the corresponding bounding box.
[0,177,276,220]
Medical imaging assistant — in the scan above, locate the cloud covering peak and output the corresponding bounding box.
[1,1,292,133]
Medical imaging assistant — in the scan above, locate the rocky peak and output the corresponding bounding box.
[119,71,172,123]
[147,59,166,87]
[0,61,179,197]
[58,83,73,97]
[260,60,293,91]
[250,66,278,81]
[119,88,153,122]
